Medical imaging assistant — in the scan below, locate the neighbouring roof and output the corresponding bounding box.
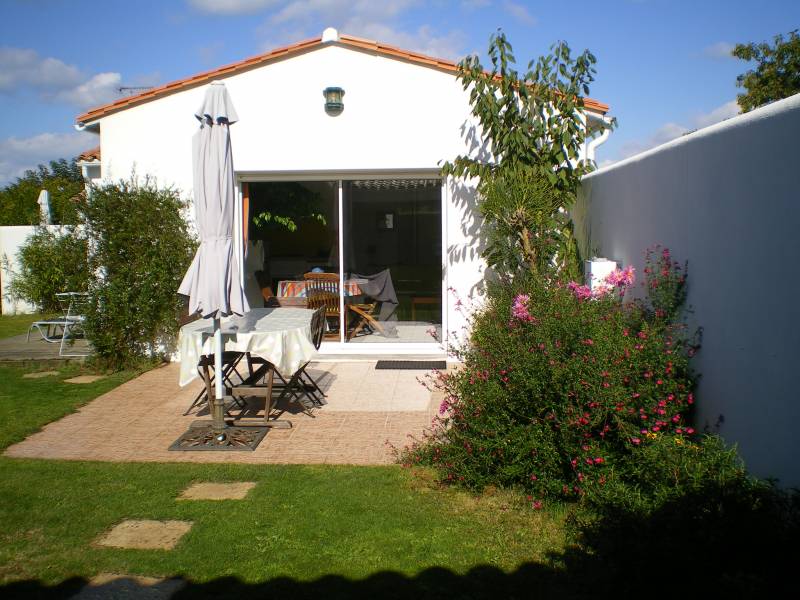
[75,33,610,125]
[77,146,101,162]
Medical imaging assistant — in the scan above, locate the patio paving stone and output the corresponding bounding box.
[178,481,257,500]
[22,370,60,379]
[71,573,186,600]
[4,362,439,464]
[95,520,193,550]
[64,375,105,384]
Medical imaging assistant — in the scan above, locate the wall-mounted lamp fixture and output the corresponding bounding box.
[323,87,344,115]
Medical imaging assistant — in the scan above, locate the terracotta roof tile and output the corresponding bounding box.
[76,34,609,124]
[77,146,100,162]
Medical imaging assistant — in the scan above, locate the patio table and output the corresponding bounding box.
[178,308,317,427]
[178,307,317,386]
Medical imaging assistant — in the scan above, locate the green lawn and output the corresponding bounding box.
[0,363,576,598]
[0,314,49,340]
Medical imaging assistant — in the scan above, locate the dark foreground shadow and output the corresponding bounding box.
[4,549,797,600]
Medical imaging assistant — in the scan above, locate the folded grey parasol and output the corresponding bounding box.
[178,81,249,318]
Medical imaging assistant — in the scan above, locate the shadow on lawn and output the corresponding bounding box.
[5,480,799,599]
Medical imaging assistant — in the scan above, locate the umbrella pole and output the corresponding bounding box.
[212,316,227,439]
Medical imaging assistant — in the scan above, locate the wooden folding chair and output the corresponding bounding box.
[272,306,328,413]
[183,351,247,415]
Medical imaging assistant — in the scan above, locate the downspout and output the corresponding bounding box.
[74,121,100,192]
[585,114,613,164]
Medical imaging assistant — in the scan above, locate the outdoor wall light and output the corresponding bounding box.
[323,87,344,115]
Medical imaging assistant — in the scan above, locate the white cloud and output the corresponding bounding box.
[55,72,122,109]
[0,47,82,92]
[343,21,466,59]
[253,0,465,60]
[269,0,420,26]
[615,100,740,161]
[502,1,537,25]
[0,131,97,185]
[693,100,739,128]
[703,41,735,60]
[0,46,130,109]
[187,0,279,14]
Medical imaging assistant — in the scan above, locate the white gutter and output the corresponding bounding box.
[585,113,613,164]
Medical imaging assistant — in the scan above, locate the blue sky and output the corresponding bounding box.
[0,0,797,183]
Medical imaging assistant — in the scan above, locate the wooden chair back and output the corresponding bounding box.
[303,272,340,317]
[309,306,326,350]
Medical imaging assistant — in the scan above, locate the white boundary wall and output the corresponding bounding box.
[574,93,800,487]
[1,226,38,314]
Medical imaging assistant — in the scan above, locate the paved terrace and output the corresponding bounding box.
[5,362,443,464]
[0,333,90,362]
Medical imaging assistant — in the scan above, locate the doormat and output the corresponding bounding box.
[375,360,447,370]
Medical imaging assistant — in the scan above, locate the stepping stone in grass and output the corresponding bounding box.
[64,375,105,384]
[23,371,60,379]
[95,520,192,550]
[70,573,186,600]
[178,481,257,500]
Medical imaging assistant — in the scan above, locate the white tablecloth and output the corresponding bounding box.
[177,308,317,386]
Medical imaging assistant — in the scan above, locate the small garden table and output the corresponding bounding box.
[173,308,317,449]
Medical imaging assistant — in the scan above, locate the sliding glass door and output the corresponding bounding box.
[342,179,442,343]
[242,177,442,345]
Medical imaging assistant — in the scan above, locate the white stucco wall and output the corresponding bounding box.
[93,41,598,352]
[574,93,800,487]
[94,43,494,349]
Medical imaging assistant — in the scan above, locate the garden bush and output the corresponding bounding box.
[79,177,196,368]
[404,247,699,505]
[570,433,800,593]
[6,227,90,312]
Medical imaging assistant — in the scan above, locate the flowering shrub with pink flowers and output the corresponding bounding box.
[403,247,700,505]
[643,245,687,321]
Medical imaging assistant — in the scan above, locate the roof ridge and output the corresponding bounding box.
[76,33,608,124]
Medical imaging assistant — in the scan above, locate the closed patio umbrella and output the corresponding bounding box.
[178,80,248,440]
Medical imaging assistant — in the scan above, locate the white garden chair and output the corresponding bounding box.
[27,292,91,357]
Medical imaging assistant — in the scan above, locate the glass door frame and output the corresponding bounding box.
[237,170,447,354]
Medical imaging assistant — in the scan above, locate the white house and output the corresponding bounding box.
[73,28,611,357]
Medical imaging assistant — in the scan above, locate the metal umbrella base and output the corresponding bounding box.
[169,421,268,451]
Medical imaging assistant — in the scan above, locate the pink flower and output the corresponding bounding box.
[630,437,641,445]
[568,281,593,300]
[604,266,635,288]
[511,294,536,323]
[532,500,543,510]
[591,284,612,298]
[620,265,636,286]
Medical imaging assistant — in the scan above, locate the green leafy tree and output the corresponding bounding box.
[442,30,601,189]
[442,31,607,279]
[78,177,197,368]
[6,227,90,312]
[479,168,579,280]
[734,29,800,112]
[0,159,84,225]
